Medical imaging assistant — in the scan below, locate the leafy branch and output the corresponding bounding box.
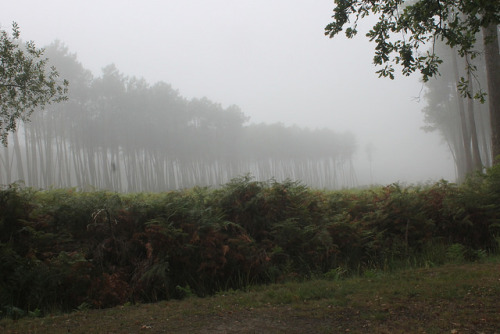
[0,22,68,146]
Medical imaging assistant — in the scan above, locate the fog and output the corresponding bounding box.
[1,0,456,187]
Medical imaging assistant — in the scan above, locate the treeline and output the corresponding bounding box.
[1,168,499,317]
[0,42,357,191]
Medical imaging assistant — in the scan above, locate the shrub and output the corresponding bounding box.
[1,172,499,318]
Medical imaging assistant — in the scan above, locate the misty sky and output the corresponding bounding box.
[1,0,456,186]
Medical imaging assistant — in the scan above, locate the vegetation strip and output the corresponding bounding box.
[1,169,500,319]
[2,261,499,333]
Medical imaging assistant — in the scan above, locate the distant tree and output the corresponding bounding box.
[325,0,500,163]
[422,41,491,180]
[0,22,68,146]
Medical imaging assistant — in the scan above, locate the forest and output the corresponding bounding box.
[0,42,357,192]
[2,36,493,190]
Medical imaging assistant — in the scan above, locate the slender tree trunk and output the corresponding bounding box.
[27,126,38,186]
[475,101,492,167]
[453,50,474,176]
[466,62,483,170]
[36,127,47,188]
[451,128,467,180]
[482,24,500,163]
[1,145,11,183]
[12,130,25,182]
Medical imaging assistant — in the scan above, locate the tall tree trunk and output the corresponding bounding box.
[482,24,500,163]
[0,145,12,183]
[453,51,473,176]
[12,130,25,182]
[466,62,483,170]
[474,100,492,167]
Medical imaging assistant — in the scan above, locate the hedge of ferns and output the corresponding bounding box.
[1,167,499,318]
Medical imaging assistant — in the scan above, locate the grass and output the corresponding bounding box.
[1,258,499,333]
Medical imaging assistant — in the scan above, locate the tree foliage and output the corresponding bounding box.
[0,23,68,146]
[325,0,499,82]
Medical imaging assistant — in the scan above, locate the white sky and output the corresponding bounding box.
[0,0,456,186]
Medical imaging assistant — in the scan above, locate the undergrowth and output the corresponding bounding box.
[0,165,499,319]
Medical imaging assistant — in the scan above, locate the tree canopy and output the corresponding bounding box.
[0,22,68,146]
[325,0,499,83]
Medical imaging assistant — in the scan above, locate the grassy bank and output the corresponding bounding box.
[2,258,499,333]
